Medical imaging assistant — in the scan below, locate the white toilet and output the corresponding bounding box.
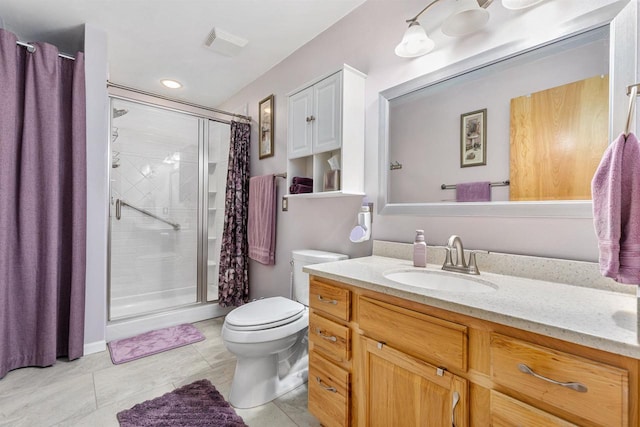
[222,249,348,409]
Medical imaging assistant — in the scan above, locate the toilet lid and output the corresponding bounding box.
[225,296,305,331]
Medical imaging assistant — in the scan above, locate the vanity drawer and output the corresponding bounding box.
[358,296,468,371]
[491,390,578,427]
[309,278,351,321]
[490,333,629,426]
[309,311,351,361]
[309,350,350,427]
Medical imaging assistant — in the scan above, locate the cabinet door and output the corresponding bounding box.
[288,86,314,159]
[313,72,342,153]
[361,336,468,427]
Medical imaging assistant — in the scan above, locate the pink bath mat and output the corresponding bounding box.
[108,323,205,365]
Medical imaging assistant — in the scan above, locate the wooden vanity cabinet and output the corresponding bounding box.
[308,277,353,427]
[360,336,468,427]
[306,275,639,427]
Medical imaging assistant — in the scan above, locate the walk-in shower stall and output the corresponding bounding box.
[108,97,229,324]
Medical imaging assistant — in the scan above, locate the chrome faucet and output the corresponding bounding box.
[441,235,487,275]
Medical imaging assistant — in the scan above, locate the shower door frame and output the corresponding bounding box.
[107,94,225,321]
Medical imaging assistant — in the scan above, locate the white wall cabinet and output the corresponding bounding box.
[286,64,366,197]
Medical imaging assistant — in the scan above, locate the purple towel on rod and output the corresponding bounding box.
[456,181,491,202]
[592,132,640,284]
[289,184,313,194]
[248,175,277,265]
[292,176,313,186]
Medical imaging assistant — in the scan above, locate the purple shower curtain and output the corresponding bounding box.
[218,121,251,307]
[0,29,86,379]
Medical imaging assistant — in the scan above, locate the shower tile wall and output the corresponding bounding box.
[110,100,200,319]
[207,121,230,301]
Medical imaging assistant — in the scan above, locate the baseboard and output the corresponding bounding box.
[106,303,232,341]
[84,340,107,355]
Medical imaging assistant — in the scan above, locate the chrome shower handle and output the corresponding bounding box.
[517,363,588,393]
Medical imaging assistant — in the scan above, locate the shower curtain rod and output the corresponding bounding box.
[107,81,252,122]
[16,40,76,60]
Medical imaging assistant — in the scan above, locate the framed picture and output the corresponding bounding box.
[460,109,487,167]
[258,94,274,159]
[323,170,340,192]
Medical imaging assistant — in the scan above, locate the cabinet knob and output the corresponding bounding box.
[306,115,316,122]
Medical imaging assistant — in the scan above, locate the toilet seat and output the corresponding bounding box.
[223,309,308,344]
[225,296,305,331]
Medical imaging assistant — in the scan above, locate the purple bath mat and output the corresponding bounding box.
[117,379,247,427]
[108,324,205,365]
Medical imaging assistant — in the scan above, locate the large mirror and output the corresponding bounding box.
[379,1,636,217]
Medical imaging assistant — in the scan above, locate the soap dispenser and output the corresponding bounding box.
[413,230,427,267]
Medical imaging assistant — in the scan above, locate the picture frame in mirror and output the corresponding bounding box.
[460,109,487,168]
[258,94,274,159]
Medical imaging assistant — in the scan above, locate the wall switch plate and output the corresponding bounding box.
[282,196,288,212]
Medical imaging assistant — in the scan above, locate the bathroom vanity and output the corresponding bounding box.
[305,244,639,426]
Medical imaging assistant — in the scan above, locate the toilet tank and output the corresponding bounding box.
[291,249,348,305]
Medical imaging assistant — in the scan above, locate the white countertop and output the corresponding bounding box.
[304,255,640,359]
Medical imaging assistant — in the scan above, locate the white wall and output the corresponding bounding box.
[220,0,629,300]
[84,23,109,354]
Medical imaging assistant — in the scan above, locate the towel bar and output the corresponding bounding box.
[441,180,510,190]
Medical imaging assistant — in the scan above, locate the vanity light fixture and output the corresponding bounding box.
[395,0,543,58]
[161,79,183,89]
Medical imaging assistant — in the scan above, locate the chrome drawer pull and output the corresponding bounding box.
[316,376,337,393]
[315,328,338,342]
[317,295,338,304]
[451,391,460,427]
[517,363,588,393]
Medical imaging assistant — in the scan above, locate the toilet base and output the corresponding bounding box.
[229,351,308,409]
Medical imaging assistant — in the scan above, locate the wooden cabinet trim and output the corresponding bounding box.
[360,336,469,427]
[491,390,579,426]
[309,311,351,362]
[358,295,468,372]
[309,278,351,322]
[491,332,629,426]
[309,351,350,427]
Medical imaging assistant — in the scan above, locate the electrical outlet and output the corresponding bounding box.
[282,196,288,212]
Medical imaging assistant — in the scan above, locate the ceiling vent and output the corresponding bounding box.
[204,27,248,57]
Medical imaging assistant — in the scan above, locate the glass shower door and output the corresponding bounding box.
[109,98,201,320]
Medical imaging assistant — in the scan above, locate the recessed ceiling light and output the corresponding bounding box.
[161,79,182,89]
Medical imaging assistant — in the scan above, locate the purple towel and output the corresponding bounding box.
[592,132,640,284]
[248,175,276,265]
[289,184,313,194]
[456,181,491,202]
[292,176,313,186]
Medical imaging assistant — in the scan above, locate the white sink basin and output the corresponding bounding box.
[383,269,497,293]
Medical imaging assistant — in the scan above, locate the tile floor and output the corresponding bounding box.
[0,318,321,427]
